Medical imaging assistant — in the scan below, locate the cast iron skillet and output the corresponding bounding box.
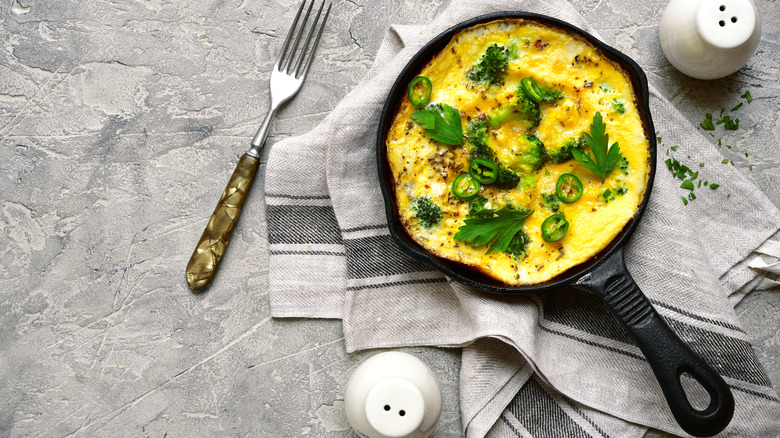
[376,12,734,437]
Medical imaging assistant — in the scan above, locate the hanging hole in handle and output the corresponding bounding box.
[680,372,713,411]
[719,20,726,27]
[719,5,726,11]
[731,16,738,23]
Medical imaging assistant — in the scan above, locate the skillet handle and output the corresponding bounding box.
[575,247,734,437]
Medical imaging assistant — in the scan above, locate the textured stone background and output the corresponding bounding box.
[0,0,777,436]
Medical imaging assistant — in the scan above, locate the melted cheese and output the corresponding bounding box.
[386,19,650,285]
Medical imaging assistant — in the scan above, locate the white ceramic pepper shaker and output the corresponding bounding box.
[660,0,761,80]
[344,352,442,438]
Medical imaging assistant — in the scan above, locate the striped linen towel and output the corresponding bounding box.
[265,0,780,436]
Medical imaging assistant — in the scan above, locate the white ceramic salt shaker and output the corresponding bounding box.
[660,0,761,80]
[344,352,442,438]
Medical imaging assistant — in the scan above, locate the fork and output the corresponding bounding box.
[186,0,332,291]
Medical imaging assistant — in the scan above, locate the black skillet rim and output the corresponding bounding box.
[376,11,657,295]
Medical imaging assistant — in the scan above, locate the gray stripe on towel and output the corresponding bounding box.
[506,378,591,438]
[665,318,772,387]
[344,234,430,279]
[267,205,343,245]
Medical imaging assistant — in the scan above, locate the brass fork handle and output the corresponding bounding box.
[186,153,260,291]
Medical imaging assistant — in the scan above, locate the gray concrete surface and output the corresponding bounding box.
[1,0,777,436]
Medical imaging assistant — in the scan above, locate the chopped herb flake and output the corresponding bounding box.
[700,113,715,130]
[721,159,729,164]
[681,180,695,190]
[741,90,753,103]
[709,183,720,190]
[682,196,688,206]
[689,192,696,201]
[716,114,740,130]
[671,145,678,151]
[731,102,743,112]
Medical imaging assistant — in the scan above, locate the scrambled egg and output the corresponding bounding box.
[385,19,650,285]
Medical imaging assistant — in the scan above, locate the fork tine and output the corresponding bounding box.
[293,0,326,76]
[275,0,306,69]
[298,2,331,79]
[281,0,314,72]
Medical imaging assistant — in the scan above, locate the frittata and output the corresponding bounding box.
[385,19,650,285]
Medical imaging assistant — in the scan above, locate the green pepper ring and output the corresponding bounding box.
[541,213,569,242]
[451,173,480,200]
[468,158,498,184]
[556,173,583,203]
[408,76,432,108]
[521,77,544,103]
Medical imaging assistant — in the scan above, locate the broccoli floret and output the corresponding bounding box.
[540,88,564,102]
[505,229,531,259]
[493,165,522,190]
[410,197,442,228]
[466,118,488,143]
[467,44,510,86]
[466,119,494,159]
[618,155,629,174]
[513,133,547,172]
[548,135,586,164]
[615,184,629,196]
[488,87,541,129]
[541,192,560,212]
[520,172,538,191]
[601,189,616,203]
[467,195,490,216]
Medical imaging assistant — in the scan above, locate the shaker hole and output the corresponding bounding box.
[731,16,738,23]
[399,410,406,417]
[719,20,726,27]
[719,5,725,11]
[384,405,391,411]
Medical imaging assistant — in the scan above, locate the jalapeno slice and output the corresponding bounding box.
[541,213,569,242]
[451,173,480,200]
[556,173,583,203]
[408,76,432,108]
[468,158,498,184]
[520,77,544,103]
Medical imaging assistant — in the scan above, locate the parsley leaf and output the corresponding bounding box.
[454,206,533,254]
[572,112,623,182]
[411,103,464,145]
